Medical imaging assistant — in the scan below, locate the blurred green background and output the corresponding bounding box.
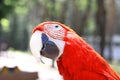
[0,0,120,62]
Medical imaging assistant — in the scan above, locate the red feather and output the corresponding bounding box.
[57,31,120,80]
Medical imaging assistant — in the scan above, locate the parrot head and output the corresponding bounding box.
[30,21,75,60]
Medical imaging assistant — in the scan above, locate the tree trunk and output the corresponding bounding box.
[59,0,69,23]
[105,0,115,61]
[78,0,92,36]
[65,0,92,36]
[96,0,106,57]
[0,23,2,37]
[9,13,18,49]
[49,0,56,21]
[65,0,75,27]
[20,28,29,51]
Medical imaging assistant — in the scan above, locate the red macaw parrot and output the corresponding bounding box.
[30,21,120,80]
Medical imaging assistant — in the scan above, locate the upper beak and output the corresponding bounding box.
[30,31,59,61]
[30,31,43,59]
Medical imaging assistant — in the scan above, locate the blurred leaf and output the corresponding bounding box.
[75,0,88,11]
[88,18,95,34]
[0,4,13,19]
[91,0,97,12]
[4,0,12,5]
[15,6,28,14]
[1,18,10,32]
[4,0,22,6]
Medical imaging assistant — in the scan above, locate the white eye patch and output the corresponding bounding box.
[44,24,65,40]
[44,24,62,31]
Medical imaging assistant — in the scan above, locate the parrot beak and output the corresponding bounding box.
[30,31,59,62]
[30,31,43,60]
[40,33,59,59]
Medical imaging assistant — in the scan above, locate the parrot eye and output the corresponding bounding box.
[54,25,62,30]
[55,25,59,28]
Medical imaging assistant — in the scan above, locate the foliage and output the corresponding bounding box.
[0,0,12,19]
[1,18,10,32]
